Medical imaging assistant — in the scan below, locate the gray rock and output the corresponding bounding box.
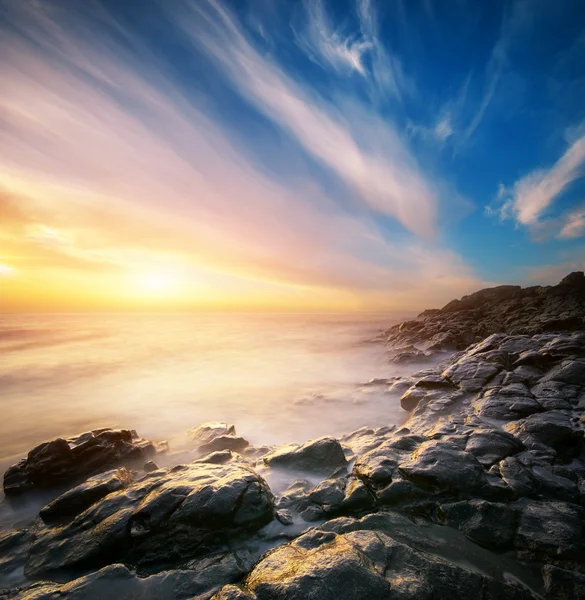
[10,551,254,600]
[465,429,524,467]
[212,524,537,600]
[39,468,134,523]
[504,411,583,456]
[353,441,400,489]
[3,429,165,497]
[542,564,585,600]
[439,500,518,549]
[25,462,274,577]
[541,359,585,386]
[398,440,488,494]
[515,501,583,558]
[263,437,347,477]
[497,456,537,497]
[189,422,250,456]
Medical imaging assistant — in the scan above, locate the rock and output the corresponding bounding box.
[199,436,250,455]
[541,359,585,386]
[530,466,579,502]
[515,501,583,558]
[9,551,254,600]
[189,422,236,446]
[384,274,585,353]
[497,457,537,497]
[189,422,250,456]
[353,441,400,489]
[439,500,518,549]
[398,440,488,495]
[504,411,583,456]
[212,523,537,600]
[443,357,501,392]
[263,437,347,477]
[144,461,159,473]
[3,429,165,497]
[542,564,585,600]
[465,429,524,467]
[473,394,543,420]
[25,462,274,577]
[276,475,374,521]
[0,529,33,588]
[376,478,430,507]
[39,468,134,523]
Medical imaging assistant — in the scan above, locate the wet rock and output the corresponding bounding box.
[0,529,33,588]
[541,359,585,386]
[199,436,250,455]
[443,357,501,393]
[515,501,583,558]
[39,468,134,523]
[144,461,159,473]
[384,274,585,353]
[353,442,400,489]
[504,411,583,456]
[3,429,164,497]
[398,440,488,495]
[530,466,579,502]
[212,524,537,600]
[465,429,524,467]
[189,422,236,446]
[439,500,518,549]
[263,437,347,477]
[376,478,430,508]
[542,564,585,600]
[25,462,274,577]
[189,422,250,456]
[276,475,374,521]
[9,551,254,600]
[497,456,537,497]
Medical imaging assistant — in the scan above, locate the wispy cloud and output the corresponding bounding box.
[175,0,436,237]
[493,131,585,231]
[558,206,585,239]
[0,0,481,310]
[296,0,373,76]
[295,0,412,100]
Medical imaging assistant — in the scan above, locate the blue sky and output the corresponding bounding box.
[1,0,585,310]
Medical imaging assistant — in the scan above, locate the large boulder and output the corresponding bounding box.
[465,429,524,467]
[398,440,488,495]
[515,501,584,558]
[3,429,166,497]
[25,462,274,577]
[39,468,134,523]
[504,411,583,456]
[211,523,537,599]
[189,422,250,455]
[9,551,254,600]
[263,437,347,477]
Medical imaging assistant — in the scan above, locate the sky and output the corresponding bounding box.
[1,0,585,312]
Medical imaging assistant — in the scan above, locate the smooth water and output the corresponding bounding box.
[0,312,416,471]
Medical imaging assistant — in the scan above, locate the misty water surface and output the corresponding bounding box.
[1,312,419,473]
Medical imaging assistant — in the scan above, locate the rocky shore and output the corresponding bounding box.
[2,274,585,599]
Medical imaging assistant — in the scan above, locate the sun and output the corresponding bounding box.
[137,271,180,295]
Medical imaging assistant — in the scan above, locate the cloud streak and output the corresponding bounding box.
[494,132,585,231]
[175,0,437,238]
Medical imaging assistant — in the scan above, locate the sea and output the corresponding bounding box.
[0,312,419,476]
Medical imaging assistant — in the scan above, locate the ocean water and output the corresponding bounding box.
[0,312,417,473]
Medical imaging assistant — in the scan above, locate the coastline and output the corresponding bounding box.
[2,274,585,599]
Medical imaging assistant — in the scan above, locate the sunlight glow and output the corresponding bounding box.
[137,271,181,295]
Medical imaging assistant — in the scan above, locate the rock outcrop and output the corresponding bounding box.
[2,273,585,599]
[3,429,167,497]
[385,271,585,357]
[25,462,274,578]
